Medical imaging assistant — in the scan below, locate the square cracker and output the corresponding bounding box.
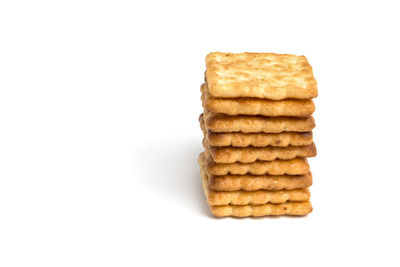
[201,83,315,117]
[201,152,310,176]
[209,173,313,192]
[203,138,316,163]
[209,201,313,217]
[203,111,315,133]
[198,152,312,191]
[199,114,313,147]
[205,52,318,100]
[200,166,310,205]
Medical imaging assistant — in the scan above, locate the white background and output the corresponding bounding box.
[1,0,399,266]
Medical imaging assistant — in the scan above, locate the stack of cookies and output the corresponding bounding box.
[198,52,318,217]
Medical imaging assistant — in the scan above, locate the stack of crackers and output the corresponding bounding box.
[198,52,318,217]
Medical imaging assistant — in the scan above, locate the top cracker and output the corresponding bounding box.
[205,52,318,99]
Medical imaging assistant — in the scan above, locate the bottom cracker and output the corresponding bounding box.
[209,201,313,217]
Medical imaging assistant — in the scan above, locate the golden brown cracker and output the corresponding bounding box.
[198,152,312,191]
[199,114,313,147]
[200,167,310,205]
[203,111,315,133]
[209,201,313,217]
[209,173,312,191]
[204,139,316,163]
[201,83,315,117]
[205,52,318,100]
[200,152,310,176]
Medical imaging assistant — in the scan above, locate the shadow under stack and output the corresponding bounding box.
[198,52,318,217]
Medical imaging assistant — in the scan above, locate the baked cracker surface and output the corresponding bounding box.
[205,52,318,100]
